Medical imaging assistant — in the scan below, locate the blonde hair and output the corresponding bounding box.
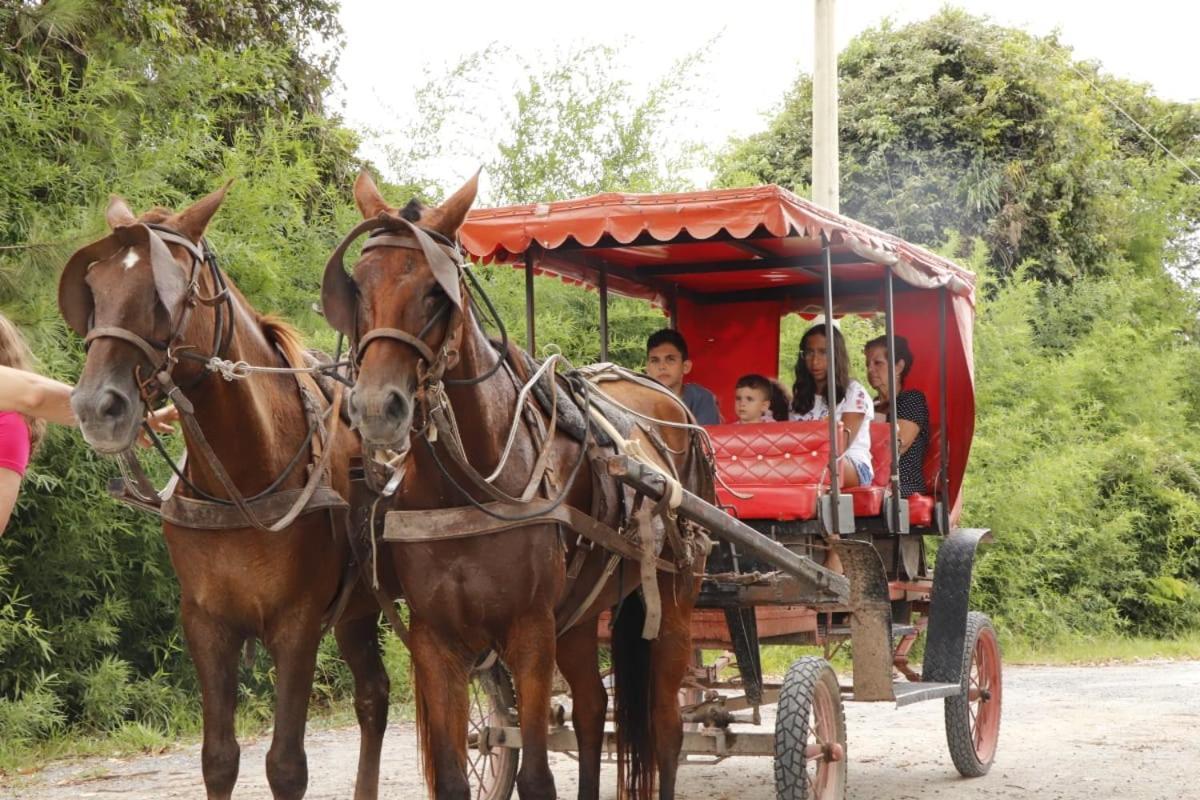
[0,313,46,454]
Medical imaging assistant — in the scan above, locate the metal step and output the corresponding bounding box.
[891,680,961,707]
[821,623,917,639]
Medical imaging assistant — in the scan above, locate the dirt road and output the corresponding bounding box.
[5,661,1198,799]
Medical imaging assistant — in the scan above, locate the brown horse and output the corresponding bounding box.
[322,170,712,800]
[63,186,391,800]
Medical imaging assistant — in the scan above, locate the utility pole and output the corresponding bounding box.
[812,0,839,213]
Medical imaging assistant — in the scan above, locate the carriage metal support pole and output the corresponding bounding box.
[821,234,842,535]
[938,287,951,534]
[525,249,537,355]
[885,267,901,532]
[605,455,850,601]
[599,263,609,362]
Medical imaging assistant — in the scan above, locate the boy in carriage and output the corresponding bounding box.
[645,328,721,424]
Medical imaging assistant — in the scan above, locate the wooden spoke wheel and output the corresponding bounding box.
[774,656,847,800]
[465,664,519,800]
[945,611,1002,777]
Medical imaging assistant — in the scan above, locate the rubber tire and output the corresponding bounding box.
[466,664,519,800]
[774,656,847,800]
[944,611,1002,778]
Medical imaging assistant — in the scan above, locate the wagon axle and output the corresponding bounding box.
[804,741,846,762]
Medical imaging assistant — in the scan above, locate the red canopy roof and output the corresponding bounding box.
[461,184,977,523]
[460,184,976,309]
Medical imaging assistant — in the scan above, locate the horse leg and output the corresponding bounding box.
[555,622,606,800]
[410,620,473,800]
[649,572,698,800]
[262,620,322,800]
[335,611,390,800]
[503,612,558,800]
[181,605,243,800]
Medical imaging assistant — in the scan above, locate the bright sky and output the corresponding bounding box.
[331,0,1197,197]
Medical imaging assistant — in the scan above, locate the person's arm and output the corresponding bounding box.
[897,419,921,454]
[0,467,20,535]
[683,384,722,425]
[137,404,181,447]
[705,390,722,425]
[895,391,928,455]
[841,412,866,447]
[0,365,75,426]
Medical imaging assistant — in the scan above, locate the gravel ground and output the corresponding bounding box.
[4,660,1198,799]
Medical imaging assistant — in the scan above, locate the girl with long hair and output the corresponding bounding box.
[790,323,874,489]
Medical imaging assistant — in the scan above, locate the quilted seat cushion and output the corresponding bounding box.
[708,422,830,521]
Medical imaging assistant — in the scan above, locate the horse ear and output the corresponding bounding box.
[354,170,392,219]
[106,195,136,229]
[424,169,480,238]
[168,181,232,243]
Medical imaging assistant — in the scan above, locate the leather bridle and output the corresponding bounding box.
[66,222,233,402]
[322,213,510,394]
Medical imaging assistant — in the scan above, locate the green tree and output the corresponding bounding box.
[715,9,1200,282]
[384,43,710,362]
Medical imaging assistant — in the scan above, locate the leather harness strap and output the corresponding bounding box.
[357,327,437,366]
[158,371,346,533]
[382,498,676,573]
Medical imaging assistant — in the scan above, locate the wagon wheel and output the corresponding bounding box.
[774,656,847,800]
[944,611,1002,777]
[466,664,519,800]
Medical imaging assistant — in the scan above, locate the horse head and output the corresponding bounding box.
[322,169,478,448]
[60,184,230,453]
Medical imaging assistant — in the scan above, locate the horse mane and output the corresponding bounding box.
[258,314,323,400]
[400,198,424,222]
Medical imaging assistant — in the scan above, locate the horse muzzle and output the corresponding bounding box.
[71,384,143,454]
[347,384,413,449]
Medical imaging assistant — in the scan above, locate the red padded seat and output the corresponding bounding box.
[908,493,935,526]
[842,421,893,517]
[708,422,829,521]
[907,426,942,527]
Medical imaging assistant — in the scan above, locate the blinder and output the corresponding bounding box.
[58,222,229,398]
[321,212,467,382]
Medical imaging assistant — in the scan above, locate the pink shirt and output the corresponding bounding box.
[0,411,31,476]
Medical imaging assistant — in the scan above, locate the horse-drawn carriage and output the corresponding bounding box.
[61,178,998,800]
[443,184,1001,799]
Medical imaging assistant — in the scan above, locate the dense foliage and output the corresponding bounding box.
[0,0,362,764]
[1,1,1199,766]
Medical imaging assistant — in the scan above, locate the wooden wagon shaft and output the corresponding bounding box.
[604,454,850,603]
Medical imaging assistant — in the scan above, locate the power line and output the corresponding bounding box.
[935,28,1200,183]
[1064,63,1200,183]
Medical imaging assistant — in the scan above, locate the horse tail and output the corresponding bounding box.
[411,659,438,798]
[612,592,656,799]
